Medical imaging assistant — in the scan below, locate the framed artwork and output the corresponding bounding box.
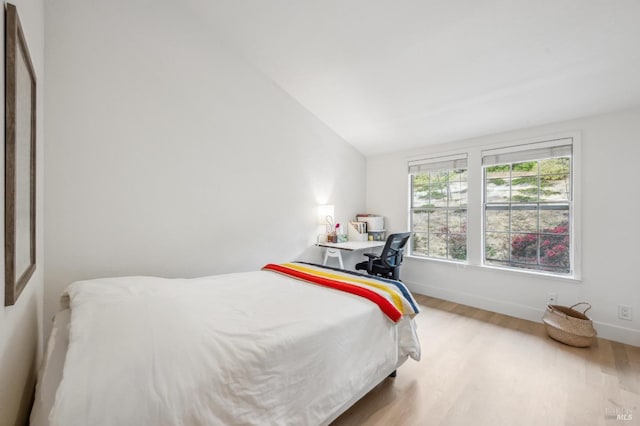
[5,3,36,306]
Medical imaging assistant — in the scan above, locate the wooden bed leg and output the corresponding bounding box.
[388,370,397,378]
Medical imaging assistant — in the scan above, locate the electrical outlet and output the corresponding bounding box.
[618,305,632,321]
[547,293,557,305]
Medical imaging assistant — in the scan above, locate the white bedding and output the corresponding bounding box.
[32,268,420,426]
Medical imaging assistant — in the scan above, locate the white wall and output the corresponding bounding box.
[0,0,45,425]
[44,0,365,336]
[367,108,640,346]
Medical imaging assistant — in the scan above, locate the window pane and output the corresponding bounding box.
[485,164,510,179]
[456,181,468,207]
[511,233,538,264]
[448,233,467,260]
[540,228,570,270]
[540,175,570,201]
[412,232,428,256]
[511,176,539,202]
[511,206,538,233]
[512,161,538,175]
[448,210,466,234]
[411,174,430,207]
[429,209,447,233]
[448,183,463,207]
[428,233,447,259]
[485,232,510,261]
[486,178,510,203]
[449,170,467,207]
[540,157,569,175]
[485,208,509,232]
[411,209,429,232]
[540,207,569,230]
[430,171,449,207]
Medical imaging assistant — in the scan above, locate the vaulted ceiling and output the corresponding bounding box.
[187,0,640,156]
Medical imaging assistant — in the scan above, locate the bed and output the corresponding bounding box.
[30,262,421,426]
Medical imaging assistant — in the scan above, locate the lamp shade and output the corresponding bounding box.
[317,205,334,225]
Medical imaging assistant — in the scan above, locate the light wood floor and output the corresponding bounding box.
[332,295,640,426]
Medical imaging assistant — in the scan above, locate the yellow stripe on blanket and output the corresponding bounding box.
[281,263,405,314]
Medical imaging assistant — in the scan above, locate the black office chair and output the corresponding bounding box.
[355,232,411,280]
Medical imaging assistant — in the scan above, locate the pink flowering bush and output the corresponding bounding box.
[511,223,569,268]
[540,224,569,267]
[511,233,538,260]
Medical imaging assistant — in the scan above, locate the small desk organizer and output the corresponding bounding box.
[355,215,385,241]
[348,221,368,241]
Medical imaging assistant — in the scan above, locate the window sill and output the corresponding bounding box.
[406,255,582,283]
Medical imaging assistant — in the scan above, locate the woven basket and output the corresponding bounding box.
[542,302,597,348]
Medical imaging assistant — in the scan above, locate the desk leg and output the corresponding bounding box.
[323,248,344,269]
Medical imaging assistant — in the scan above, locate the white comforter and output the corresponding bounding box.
[47,270,420,426]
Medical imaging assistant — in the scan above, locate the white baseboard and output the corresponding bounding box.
[406,280,640,347]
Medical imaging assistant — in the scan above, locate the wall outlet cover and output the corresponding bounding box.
[618,305,633,321]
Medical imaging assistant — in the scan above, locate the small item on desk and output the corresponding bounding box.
[369,230,386,241]
[356,214,384,233]
[327,223,339,243]
[336,223,347,243]
[348,221,368,242]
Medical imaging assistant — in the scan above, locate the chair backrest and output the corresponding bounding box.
[379,232,412,269]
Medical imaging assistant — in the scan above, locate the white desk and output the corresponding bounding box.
[316,240,385,269]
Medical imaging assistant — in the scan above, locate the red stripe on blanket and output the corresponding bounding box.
[262,263,402,322]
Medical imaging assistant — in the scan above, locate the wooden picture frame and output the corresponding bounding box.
[5,3,36,306]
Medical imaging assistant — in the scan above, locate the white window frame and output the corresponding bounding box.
[406,132,581,281]
[408,153,469,263]
[482,138,574,276]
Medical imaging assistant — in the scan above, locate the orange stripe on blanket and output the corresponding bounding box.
[262,263,403,322]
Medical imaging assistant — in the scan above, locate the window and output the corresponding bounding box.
[406,136,578,279]
[482,140,573,274]
[409,154,468,261]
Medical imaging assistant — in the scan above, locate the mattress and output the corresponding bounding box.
[30,265,420,425]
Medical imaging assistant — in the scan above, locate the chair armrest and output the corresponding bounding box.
[363,252,379,273]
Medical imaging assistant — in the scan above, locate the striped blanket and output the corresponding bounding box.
[262,262,419,322]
